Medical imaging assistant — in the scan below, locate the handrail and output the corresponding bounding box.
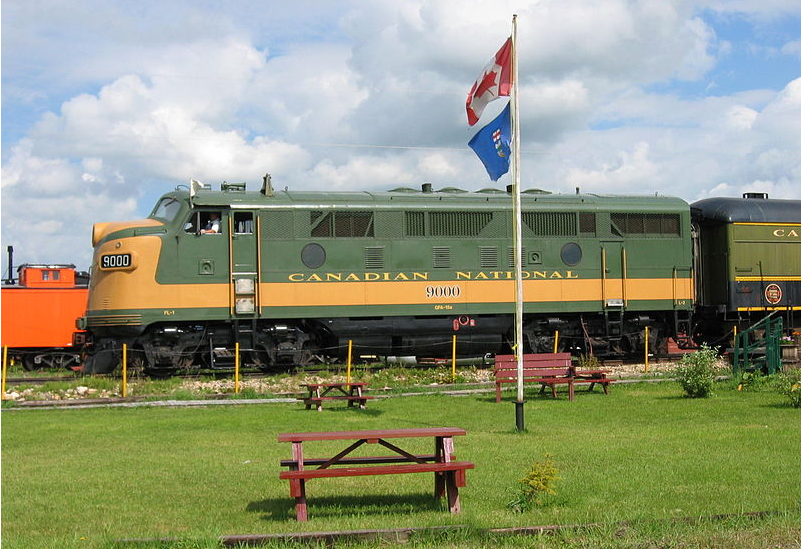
[228,217,235,316]
[733,313,783,375]
[255,216,262,318]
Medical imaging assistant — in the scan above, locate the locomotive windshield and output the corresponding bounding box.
[150,197,182,222]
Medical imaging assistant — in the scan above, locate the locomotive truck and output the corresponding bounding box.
[77,177,799,375]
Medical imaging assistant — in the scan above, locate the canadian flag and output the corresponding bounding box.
[466,37,512,126]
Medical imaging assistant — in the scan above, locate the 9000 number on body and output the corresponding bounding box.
[425,285,461,299]
[100,253,132,270]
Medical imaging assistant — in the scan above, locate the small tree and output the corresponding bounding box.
[675,344,718,398]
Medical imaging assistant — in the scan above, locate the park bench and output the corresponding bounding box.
[494,353,575,402]
[299,382,375,411]
[278,428,474,521]
[493,353,615,401]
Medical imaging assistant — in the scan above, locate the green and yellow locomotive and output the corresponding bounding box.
[79,177,698,374]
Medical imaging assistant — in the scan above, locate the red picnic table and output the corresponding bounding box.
[278,427,474,521]
[299,382,374,411]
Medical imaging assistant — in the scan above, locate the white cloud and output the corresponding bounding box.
[1,0,799,270]
[1,142,139,266]
[563,142,659,192]
[725,105,759,130]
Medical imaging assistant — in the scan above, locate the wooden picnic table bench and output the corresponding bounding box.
[493,353,614,402]
[299,382,374,411]
[278,427,474,521]
[572,367,614,394]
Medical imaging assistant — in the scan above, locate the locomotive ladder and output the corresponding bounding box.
[604,305,625,344]
[672,309,693,347]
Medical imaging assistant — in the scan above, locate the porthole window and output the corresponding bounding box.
[301,243,326,269]
[560,243,582,266]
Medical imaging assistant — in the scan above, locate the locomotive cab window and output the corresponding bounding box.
[234,212,253,234]
[151,197,182,222]
[185,211,224,235]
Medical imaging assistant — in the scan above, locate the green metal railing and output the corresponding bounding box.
[733,312,784,375]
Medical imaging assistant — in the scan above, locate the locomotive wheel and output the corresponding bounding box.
[83,344,120,374]
[296,348,314,367]
[143,356,192,378]
[126,349,148,378]
[22,354,39,371]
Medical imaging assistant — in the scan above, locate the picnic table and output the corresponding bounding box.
[278,427,474,521]
[299,382,374,411]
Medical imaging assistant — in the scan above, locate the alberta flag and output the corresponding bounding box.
[468,102,511,181]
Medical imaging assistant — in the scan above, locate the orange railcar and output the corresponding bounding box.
[1,264,89,370]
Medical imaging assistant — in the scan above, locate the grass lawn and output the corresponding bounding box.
[1,380,799,548]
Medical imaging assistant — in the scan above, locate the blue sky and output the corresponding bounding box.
[1,0,800,271]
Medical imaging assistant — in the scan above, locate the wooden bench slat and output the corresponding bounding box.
[302,382,368,386]
[280,454,456,467]
[279,461,474,480]
[279,428,467,442]
[495,370,572,379]
[496,378,573,384]
[494,353,571,362]
[495,361,570,367]
[302,396,375,402]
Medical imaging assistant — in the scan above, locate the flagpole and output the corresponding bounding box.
[510,14,525,432]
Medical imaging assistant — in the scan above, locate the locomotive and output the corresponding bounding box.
[2,252,90,370]
[77,177,800,375]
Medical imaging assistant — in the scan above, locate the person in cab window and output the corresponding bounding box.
[201,212,221,234]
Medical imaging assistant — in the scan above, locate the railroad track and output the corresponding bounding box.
[4,355,686,385]
[5,376,81,385]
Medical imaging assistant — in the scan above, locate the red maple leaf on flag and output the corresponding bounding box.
[466,37,512,126]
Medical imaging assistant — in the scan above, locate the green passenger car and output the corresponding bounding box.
[692,194,800,340]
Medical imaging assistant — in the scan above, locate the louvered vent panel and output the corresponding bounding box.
[364,247,384,270]
[430,212,492,237]
[523,212,577,236]
[312,211,374,237]
[433,247,451,268]
[406,212,425,236]
[507,246,527,268]
[611,213,680,236]
[480,247,499,268]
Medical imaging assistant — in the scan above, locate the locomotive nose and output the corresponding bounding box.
[92,222,111,246]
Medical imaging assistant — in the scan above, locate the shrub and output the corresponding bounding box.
[578,354,600,369]
[774,368,801,408]
[738,371,769,392]
[507,455,560,512]
[675,344,718,398]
